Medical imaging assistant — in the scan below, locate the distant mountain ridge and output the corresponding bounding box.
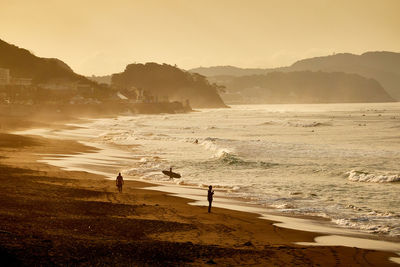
[0,39,96,86]
[291,52,400,75]
[189,66,271,77]
[220,71,394,104]
[88,75,111,85]
[287,52,400,99]
[189,51,400,100]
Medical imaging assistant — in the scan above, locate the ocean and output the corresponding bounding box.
[23,103,400,239]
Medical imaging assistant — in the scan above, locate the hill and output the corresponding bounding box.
[189,66,270,77]
[189,51,400,100]
[111,63,227,108]
[220,71,394,104]
[0,39,97,86]
[286,52,400,100]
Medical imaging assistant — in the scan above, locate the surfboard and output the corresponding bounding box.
[162,170,181,178]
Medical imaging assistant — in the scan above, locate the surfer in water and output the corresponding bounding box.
[116,172,124,193]
[207,185,214,213]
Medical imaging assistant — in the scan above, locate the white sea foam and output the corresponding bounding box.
[347,170,400,183]
[200,138,233,158]
[333,218,393,235]
[284,121,331,127]
[271,203,296,209]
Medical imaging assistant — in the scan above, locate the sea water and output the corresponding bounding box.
[24,103,400,238]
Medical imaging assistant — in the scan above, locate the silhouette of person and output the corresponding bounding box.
[116,172,124,193]
[194,139,198,144]
[207,185,214,213]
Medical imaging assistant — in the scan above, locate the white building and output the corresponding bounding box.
[0,68,10,85]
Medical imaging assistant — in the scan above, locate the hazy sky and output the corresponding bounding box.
[1,0,399,75]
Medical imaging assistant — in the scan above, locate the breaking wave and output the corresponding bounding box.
[347,170,400,183]
[285,121,331,127]
[200,137,278,168]
[217,151,278,168]
[333,218,391,234]
[259,120,331,127]
[200,137,233,158]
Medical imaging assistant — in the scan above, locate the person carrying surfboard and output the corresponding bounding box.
[207,185,214,213]
[116,172,124,193]
[161,167,181,179]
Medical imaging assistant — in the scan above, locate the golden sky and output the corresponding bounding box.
[1,0,399,75]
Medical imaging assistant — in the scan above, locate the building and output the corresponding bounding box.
[0,68,10,85]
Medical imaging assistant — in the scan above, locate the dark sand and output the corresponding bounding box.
[0,129,398,266]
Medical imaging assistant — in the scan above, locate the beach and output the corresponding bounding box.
[2,1,399,264]
[0,111,399,265]
[26,103,400,238]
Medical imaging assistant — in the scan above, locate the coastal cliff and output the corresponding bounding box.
[112,63,227,108]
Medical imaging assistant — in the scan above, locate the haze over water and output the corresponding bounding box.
[54,103,399,238]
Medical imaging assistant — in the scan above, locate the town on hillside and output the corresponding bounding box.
[0,67,192,114]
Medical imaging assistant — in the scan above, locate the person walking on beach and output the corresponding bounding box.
[116,172,124,193]
[207,185,214,213]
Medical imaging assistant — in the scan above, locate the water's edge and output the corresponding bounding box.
[18,130,399,262]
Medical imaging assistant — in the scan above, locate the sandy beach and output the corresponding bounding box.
[2,1,399,265]
[0,116,399,266]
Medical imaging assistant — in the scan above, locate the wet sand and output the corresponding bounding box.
[0,129,398,265]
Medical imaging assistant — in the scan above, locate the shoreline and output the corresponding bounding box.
[17,124,400,242]
[2,115,399,265]
[15,126,400,255]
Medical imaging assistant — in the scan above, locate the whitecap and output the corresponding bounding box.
[347,170,400,183]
